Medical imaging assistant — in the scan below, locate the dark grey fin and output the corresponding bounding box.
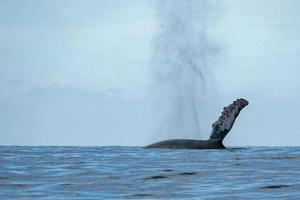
[209,98,249,141]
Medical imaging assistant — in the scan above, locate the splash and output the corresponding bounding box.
[152,0,218,139]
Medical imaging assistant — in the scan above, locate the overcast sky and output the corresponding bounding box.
[1,0,299,146]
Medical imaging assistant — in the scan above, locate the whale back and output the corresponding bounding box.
[209,98,248,141]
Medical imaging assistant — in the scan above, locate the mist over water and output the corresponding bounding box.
[152,0,219,140]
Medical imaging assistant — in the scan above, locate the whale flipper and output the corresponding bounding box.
[146,98,249,149]
[209,98,249,141]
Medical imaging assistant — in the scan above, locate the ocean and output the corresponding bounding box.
[0,146,299,199]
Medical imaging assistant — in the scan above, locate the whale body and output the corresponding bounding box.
[146,98,249,149]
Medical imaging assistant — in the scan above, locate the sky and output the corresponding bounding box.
[0,0,300,146]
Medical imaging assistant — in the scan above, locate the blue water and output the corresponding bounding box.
[0,146,299,199]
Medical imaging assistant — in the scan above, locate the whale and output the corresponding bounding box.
[146,98,249,149]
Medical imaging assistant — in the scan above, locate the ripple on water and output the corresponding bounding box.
[259,184,290,189]
[0,146,300,199]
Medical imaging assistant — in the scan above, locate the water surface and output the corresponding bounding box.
[0,146,299,199]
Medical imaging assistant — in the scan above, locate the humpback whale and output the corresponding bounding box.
[146,98,249,149]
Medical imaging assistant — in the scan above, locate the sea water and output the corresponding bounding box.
[0,146,299,199]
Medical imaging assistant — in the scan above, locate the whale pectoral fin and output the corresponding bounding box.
[209,98,248,141]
